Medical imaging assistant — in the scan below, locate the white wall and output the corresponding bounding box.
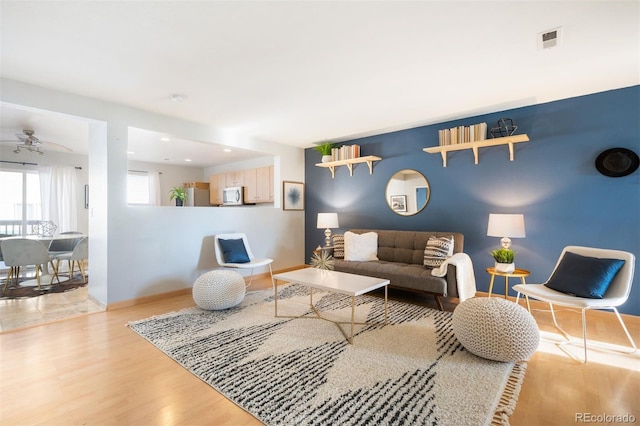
[1,78,306,306]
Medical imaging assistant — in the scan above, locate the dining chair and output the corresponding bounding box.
[214,233,273,288]
[513,245,636,363]
[48,235,84,275]
[1,238,59,293]
[53,236,88,283]
[48,235,84,255]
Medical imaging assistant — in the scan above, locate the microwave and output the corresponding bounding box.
[223,186,244,205]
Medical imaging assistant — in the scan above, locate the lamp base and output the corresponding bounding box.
[324,228,332,247]
[500,237,512,249]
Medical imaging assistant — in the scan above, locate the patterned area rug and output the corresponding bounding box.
[0,276,86,299]
[129,284,527,425]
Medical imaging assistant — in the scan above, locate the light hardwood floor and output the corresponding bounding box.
[0,286,104,332]
[1,275,638,426]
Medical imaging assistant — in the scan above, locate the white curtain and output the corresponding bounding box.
[39,166,78,234]
[149,172,162,206]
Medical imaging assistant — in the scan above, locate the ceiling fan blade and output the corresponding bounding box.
[3,130,73,152]
[41,140,73,152]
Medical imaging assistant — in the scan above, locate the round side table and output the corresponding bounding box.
[485,267,531,312]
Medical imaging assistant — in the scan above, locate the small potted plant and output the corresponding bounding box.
[314,141,335,163]
[169,186,188,206]
[491,247,515,273]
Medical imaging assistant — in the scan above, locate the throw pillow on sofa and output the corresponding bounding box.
[423,235,454,268]
[332,234,344,259]
[344,231,379,261]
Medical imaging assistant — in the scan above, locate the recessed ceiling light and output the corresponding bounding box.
[160,137,171,142]
[127,151,135,155]
[185,159,192,162]
[223,148,232,153]
[170,94,187,103]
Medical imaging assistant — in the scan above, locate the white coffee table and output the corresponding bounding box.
[272,268,390,344]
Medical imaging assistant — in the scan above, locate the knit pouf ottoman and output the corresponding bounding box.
[452,297,539,362]
[193,270,246,310]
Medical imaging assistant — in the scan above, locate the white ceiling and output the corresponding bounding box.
[1,1,638,166]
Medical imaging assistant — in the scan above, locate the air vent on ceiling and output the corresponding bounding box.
[539,27,562,50]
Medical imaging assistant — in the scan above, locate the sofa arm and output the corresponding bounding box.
[431,253,477,301]
[445,265,458,298]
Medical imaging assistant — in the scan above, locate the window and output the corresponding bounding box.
[0,170,42,236]
[127,171,150,205]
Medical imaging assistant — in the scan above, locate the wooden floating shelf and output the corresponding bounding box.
[315,155,382,178]
[423,134,530,167]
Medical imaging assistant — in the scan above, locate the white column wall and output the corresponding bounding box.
[1,78,305,305]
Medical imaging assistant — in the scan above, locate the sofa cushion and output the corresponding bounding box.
[332,234,344,259]
[344,231,378,261]
[333,259,448,295]
[423,235,454,268]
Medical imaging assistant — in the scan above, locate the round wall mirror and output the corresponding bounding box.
[385,169,430,216]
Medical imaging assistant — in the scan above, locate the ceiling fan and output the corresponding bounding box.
[0,129,73,155]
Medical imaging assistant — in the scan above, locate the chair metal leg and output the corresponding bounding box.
[50,261,61,285]
[3,268,14,294]
[580,307,588,363]
[548,303,637,364]
[546,303,588,363]
[35,264,42,290]
[610,307,638,352]
[246,268,255,288]
[78,260,87,283]
[268,264,274,289]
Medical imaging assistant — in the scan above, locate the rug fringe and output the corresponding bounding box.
[491,361,528,426]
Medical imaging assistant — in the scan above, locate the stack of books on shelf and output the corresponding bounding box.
[331,144,361,161]
[438,122,487,146]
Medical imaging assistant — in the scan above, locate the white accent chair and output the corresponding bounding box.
[214,233,274,288]
[513,245,636,363]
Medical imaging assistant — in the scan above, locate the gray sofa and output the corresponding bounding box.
[332,229,468,310]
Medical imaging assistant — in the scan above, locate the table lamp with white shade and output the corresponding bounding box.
[317,213,339,247]
[487,214,526,249]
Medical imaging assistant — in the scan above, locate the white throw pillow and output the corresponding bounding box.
[344,231,379,261]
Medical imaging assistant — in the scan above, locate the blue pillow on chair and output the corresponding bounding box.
[219,238,250,263]
[545,251,625,299]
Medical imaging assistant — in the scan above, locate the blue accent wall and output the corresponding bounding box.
[305,86,640,315]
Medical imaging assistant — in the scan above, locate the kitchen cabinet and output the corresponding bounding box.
[244,166,273,204]
[225,171,244,187]
[209,174,225,205]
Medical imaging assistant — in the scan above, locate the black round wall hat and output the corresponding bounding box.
[595,148,639,177]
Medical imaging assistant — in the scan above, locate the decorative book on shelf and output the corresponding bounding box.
[439,122,488,146]
[331,144,361,161]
